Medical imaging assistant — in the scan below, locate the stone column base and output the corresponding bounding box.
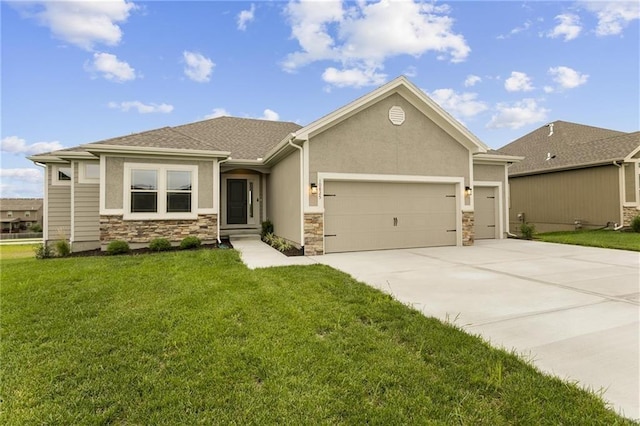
[623,206,639,227]
[304,213,324,255]
[462,211,474,246]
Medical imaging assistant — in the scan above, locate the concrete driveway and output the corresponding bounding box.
[311,239,639,420]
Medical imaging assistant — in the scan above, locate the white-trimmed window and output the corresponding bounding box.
[124,163,198,220]
[25,211,31,217]
[79,162,100,184]
[52,165,72,186]
[7,211,12,217]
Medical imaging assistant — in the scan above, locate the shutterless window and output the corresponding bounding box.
[131,170,158,213]
[25,211,31,217]
[85,163,100,179]
[58,167,71,181]
[167,170,192,213]
[7,211,12,217]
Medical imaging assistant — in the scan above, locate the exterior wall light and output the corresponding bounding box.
[310,183,318,195]
[465,186,472,197]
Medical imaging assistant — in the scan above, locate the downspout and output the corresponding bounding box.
[613,161,624,228]
[216,156,231,244]
[288,137,305,247]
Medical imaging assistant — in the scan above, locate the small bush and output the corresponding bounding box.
[34,243,52,259]
[273,237,293,253]
[180,236,201,250]
[520,223,536,240]
[107,240,130,255]
[631,215,640,233]
[29,223,43,233]
[149,238,172,252]
[55,240,71,257]
[262,232,275,245]
[261,220,274,238]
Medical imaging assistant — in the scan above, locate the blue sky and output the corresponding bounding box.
[2,0,639,198]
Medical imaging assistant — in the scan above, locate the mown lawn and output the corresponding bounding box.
[0,243,39,260]
[537,229,640,251]
[1,249,633,424]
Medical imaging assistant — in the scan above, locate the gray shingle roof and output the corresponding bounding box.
[498,120,638,175]
[0,198,43,212]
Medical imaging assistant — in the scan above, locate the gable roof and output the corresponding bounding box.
[0,198,43,212]
[498,120,639,176]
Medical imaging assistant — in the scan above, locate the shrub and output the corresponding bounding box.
[29,223,43,233]
[262,232,275,245]
[631,215,640,233]
[520,223,536,240]
[107,240,130,255]
[149,238,172,252]
[180,236,201,250]
[273,237,293,253]
[55,240,71,257]
[34,243,52,259]
[261,220,274,239]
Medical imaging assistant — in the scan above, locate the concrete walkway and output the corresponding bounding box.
[233,237,639,420]
[230,235,316,269]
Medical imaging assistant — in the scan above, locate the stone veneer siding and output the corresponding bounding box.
[623,206,640,226]
[304,213,324,255]
[100,214,217,247]
[462,211,474,246]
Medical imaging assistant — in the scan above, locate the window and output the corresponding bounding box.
[52,165,72,186]
[124,163,197,219]
[79,162,100,183]
[25,211,31,217]
[7,211,12,218]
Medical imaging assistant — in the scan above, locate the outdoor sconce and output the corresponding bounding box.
[310,183,318,195]
[465,186,472,197]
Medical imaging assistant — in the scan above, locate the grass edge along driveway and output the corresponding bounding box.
[536,229,640,251]
[1,249,635,424]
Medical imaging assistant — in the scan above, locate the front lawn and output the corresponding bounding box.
[536,229,640,251]
[0,243,39,260]
[1,250,633,424]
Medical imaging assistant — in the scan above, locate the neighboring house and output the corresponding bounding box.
[498,120,640,233]
[0,198,43,233]
[28,76,521,254]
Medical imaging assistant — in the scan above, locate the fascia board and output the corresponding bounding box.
[82,144,230,158]
[262,133,299,165]
[624,144,640,161]
[27,155,69,164]
[473,153,524,164]
[510,160,623,177]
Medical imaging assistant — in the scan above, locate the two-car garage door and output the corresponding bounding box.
[323,181,458,253]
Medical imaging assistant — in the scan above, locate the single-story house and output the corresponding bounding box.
[0,198,43,233]
[498,120,640,233]
[29,76,522,254]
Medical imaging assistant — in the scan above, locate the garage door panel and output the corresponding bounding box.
[324,181,458,253]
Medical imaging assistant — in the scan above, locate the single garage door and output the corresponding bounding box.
[474,186,497,239]
[324,181,458,253]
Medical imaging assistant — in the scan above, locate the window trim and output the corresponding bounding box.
[79,161,100,184]
[123,163,198,220]
[52,164,72,186]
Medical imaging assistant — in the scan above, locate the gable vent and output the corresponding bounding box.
[388,106,405,126]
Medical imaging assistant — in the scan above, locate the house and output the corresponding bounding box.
[0,198,43,233]
[28,76,521,254]
[498,120,640,233]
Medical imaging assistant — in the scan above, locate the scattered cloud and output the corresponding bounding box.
[548,66,589,89]
[12,0,136,50]
[1,136,64,155]
[546,13,582,41]
[108,101,174,114]
[183,51,215,83]
[464,74,482,87]
[428,89,488,118]
[0,168,44,198]
[85,52,136,82]
[204,108,230,119]
[504,71,534,92]
[487,98,549,129]
[283,0,469,88]
[237,4,256,31]
[581,1,640,36]
[0,168,42,183]
[260,109,280,121]
[404,66,418,78]
[497,20,532,39]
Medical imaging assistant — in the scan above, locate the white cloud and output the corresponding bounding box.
[0,168,43,183]
[14,0,136,50]
[487,99,549,129]
[464,74,482,87]
[1,136,64,155]
[582,1,640,36]
[428,89,488,118]
[260,109,280,121]
[322,67,386,88]
[505,71,534,92]
[283,0,469,87]
[497,20,532,39]
[183,51,215,83]
[237,4,256,31]
[404,66,418,78]
[548,66,589,89]
[547,13,582,41]
[85,52,136,82]
[108,101,174,114]
[204,108,230,119]
[0,168,44,198]
[543,86,555,93]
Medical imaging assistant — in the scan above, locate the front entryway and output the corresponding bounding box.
[227,179,247,224]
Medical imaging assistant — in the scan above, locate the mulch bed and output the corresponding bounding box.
[67,240,233,257]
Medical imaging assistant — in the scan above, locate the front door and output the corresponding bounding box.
[227,179,247,224]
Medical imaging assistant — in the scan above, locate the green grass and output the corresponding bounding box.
[1,250,634,424]
[537,229,640,251]
[0,244,39,260]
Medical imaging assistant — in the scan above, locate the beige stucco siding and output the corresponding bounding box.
[509,165,620,232]
[623,162,637,203]
[104,156,215,210]
[473,164,504,182]
[73,163,100,242]
[267,150,301,245]
[47,166,71,238]
[308,93,469,191]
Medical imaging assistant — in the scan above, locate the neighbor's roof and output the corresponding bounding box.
[0,198,43,212]
[498,120,639,176]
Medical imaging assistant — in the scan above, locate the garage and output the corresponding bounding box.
[323,181,458,253]
[474,186,497,239]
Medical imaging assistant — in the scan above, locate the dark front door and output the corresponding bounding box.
[227,179,247,224]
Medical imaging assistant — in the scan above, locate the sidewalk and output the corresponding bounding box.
[229,235,316,269]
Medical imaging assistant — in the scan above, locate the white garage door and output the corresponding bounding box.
[324,181,458,253]
[474,186,497,239]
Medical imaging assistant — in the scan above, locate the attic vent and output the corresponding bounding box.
[388,106,405,126]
